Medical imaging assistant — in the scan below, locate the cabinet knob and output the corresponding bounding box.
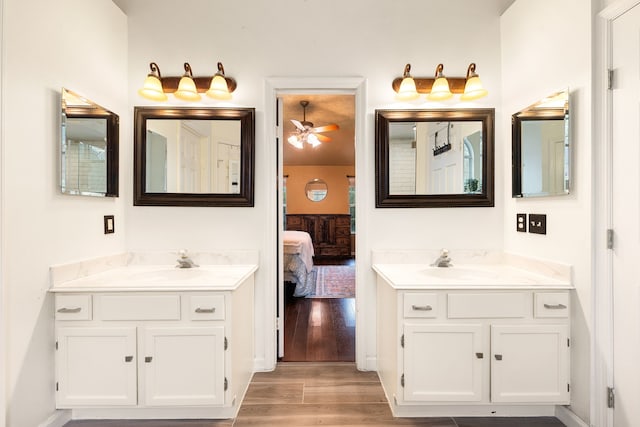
[476,352,484,359]
[57,307,81,313]
[195,307,216,313]
[494,354,503,361]
[411,305,433,311]
[145,356,153,363]
[124,356,133,362]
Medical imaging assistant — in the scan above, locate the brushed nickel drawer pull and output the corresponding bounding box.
[411,305,433,311]
[195,307,216,313]
[543,303,567,310]
[57,307,82,313]
[124,356,133,362]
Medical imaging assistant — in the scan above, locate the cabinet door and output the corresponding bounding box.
[143,326,225,406]
[491,324,570,403]
[56,327,137,407]
[403,323,483,402]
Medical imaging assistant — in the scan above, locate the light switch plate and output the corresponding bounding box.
[516,213,527,232]
[529,214,547,235]
[104,215,115,234]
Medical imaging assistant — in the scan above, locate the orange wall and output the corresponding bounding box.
[284,165,354,214]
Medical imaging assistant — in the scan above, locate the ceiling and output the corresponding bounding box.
[282,94,355,166]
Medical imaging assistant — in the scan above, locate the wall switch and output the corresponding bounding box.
[104,215,115,234]
[529,214,547,235]
[516,213,527,232]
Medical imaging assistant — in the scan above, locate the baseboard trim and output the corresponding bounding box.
[556,406,589,427]
[38,410,71,427]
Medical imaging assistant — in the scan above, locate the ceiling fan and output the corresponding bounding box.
[288,100,339,149]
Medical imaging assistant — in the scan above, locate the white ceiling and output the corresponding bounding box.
[282,94,355,166]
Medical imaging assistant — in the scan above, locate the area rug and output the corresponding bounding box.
[309,265,355,298]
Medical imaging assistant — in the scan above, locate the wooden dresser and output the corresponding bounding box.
[286,214,351,257]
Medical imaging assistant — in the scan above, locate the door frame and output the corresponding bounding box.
[593,1,640,426]
[263,77,366,369]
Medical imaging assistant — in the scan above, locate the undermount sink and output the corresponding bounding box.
[419,266,500,280]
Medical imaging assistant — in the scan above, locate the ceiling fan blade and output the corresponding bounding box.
[291,119,306,131]
[315,134,332,143]
[311,123,339,133]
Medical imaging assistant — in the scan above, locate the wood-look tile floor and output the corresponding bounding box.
[64,363,566,427]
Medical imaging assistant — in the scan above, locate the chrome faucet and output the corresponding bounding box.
[432,249,453,268]
[176,249,198,268]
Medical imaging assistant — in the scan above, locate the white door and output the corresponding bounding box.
[56,327,137,407]
[490,324,569,404]
[142,326,225,406]
[403,323,483,402]
[612,4,640,426]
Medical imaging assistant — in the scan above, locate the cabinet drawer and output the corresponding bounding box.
[188,295,225,320]
[97,295,181,321]
[55,295,92,320]
[448,293,528,318]
[335,216,351,227]
[404,293,438,318]
[336,227,351,237]
[286,216,303,227]
[534,292,569,318]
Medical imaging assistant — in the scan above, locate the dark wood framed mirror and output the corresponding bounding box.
[134,106,255,207]
[375,108,494,208]
[61,88,119,197]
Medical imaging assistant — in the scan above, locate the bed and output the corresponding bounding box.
[283,230,316,296]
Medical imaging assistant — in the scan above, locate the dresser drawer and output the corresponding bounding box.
[188,295,225,320]
[335,216,351,227]
[448,292,529,318]
[534,292,569,318]
[404,293,439,318]
[97,295,181,321]
[55,294,92,320]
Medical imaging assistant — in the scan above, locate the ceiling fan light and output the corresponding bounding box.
[307,133,321,147]
[288,135,304,149]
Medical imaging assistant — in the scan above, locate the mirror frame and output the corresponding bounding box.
[134,106,255,207]
[511,90,570,198]
[375,108,495,208]
[61,88,119,197]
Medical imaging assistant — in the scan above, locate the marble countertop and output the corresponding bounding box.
[50,264,258,292]
[372,262,572,290]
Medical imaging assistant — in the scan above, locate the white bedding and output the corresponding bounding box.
[283,230,314,273]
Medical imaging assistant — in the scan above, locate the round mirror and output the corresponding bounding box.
[305,178,328,202]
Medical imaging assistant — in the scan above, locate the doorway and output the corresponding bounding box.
[278,93,356,362]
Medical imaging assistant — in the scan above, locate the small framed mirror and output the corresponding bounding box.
[305,178,328,201]
[375,108,495,208]
[134,106,255,207]
[61,88,119,197]
[512,89,569,198]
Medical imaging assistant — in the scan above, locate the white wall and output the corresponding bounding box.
[1,1,128,425]
[121,0,505,372]
[501,0,593,423]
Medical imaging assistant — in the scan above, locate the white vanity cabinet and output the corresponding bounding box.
[376,274,571,417]
[52,273,254,419]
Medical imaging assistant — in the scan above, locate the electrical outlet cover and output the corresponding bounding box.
[517,213,527,232]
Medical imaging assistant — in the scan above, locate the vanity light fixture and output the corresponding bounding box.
[427,64,453,101]
[395,64,420,101]
[392,63,488,101]
[137,61,237,102]
[174,63,201,101]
